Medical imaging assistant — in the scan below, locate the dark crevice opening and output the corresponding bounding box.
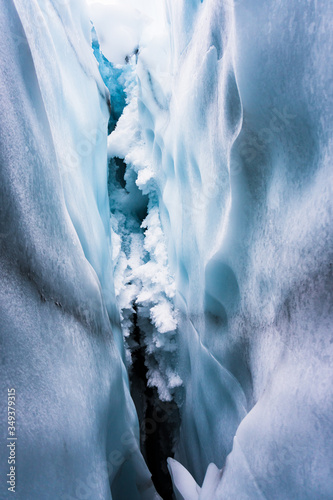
[107,155,179,498]
[114,157,127,189]
[92,28,180,499]
[130,305,180,500]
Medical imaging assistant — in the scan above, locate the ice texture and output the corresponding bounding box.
[93,0,333,498]
[0,0,160,499]
[1,0,332,498]
[105,49,182,403]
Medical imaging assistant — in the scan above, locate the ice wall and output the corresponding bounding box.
[160,1,333,498]
[0,1,160,498]
[93,0,333,498]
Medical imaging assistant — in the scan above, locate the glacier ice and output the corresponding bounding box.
[92,0,333,497]
[0,0,160,498]
[0,0,332,499]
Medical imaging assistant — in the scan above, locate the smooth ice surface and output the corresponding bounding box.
[93,0,333,498]
[168,459,223,500]
[167,458,201,500]
[0,1,160,498]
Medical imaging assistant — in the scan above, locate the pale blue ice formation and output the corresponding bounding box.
[92,0,333,497]
[0,0,332,499]
[0,0,159,499]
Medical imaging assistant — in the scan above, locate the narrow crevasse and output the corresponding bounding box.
[90,0,333,498]
[0,0,332,499]
[92,28,183,499]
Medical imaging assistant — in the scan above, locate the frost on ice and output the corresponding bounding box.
[94,23,182,402]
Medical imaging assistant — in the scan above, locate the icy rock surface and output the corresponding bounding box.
[93,0,333,498]
[0,1,160,499]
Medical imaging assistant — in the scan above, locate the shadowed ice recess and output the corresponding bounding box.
[0,0,332,499]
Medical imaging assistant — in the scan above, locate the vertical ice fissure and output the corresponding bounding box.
[92,26,183,498]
